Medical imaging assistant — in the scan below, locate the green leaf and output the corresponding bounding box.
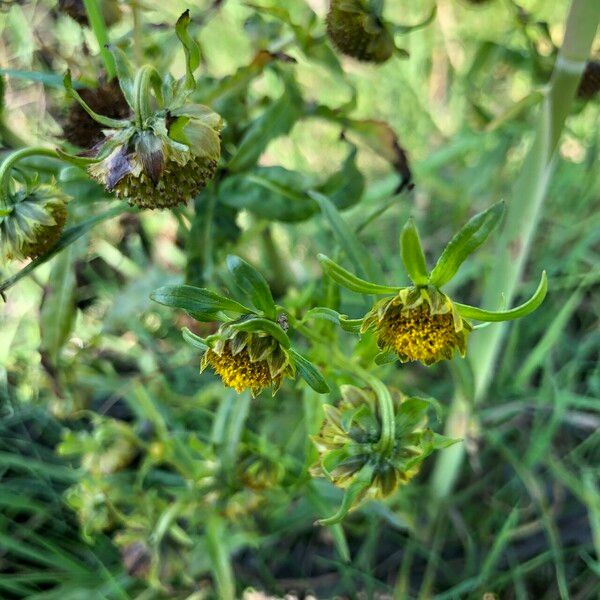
[310,191,380,282]
[151,285,253,316]
[227,72,304,172]
[394,5,437,34]
[218,167,317,222]
[400,218,429,286]
[229,317,290,349]
[318,254,400,295]
[0,68,85,89]
[181,327,209,351]
[455,271,548,322]
[318,145,365,210]
[302,307,363,333]
[226,255,276,318]
[175,10,201,94]
[429,201,505,287]
[318,465,374,526]
[39,245,77,366]
[106,45,135,106]
[63,71,129,129]
[289,349,330,394]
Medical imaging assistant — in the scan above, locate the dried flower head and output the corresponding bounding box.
[363,286,471,365]
[326,0,395,63]
[0,182,68,261]
[63,79,131,148]
[201,319,295,397]
[62,11,223,210]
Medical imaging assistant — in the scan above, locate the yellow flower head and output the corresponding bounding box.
[363,286,471,365]
[201,320,295,397]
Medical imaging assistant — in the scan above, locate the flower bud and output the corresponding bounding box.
[0,183,68,261]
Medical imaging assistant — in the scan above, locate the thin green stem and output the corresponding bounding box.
[131,0,144,68]
[205,514,236,600]
[0,147,60,202]
[82,0,116,79]
[430,0,600,501]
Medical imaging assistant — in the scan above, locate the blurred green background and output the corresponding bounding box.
[0,0,599,598]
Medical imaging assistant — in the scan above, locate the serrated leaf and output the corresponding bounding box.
[429,201,505,287]
[226,255,276,318]
[151,285,253,317]
[289,349,330,393]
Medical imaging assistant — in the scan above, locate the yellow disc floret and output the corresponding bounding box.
[363,287,471,365]
[205,344,273,394]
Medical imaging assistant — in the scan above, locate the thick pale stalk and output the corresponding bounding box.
[431,0,600,500]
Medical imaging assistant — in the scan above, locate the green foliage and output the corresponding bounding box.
[0,0,598,598]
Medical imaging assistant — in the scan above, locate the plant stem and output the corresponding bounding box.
[82,0,116,79]
[430,0,600,500]
[205,514,236,600]
[0,147,60,201]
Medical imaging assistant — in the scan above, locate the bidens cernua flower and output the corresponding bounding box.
[326,0,395,63]
[0,177,68,261]
[201,318,296,396]
[318,202,548,366]
[311,384,457,524]
[62,11,223,210]
[151,255,330,398]
[363,285,471,365]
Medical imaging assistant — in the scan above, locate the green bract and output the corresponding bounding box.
[318,202,548,365]
[311,385,457,524]
[62,11,223,210]
[151,255,330,396]
[0,180,69,261]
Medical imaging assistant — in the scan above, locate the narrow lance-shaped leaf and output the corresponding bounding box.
[455,271,548,322]
[63,71,130,129]
[302,307,363,333]
[430,201,505,287]
[151,285,253,316]
[310,190,381,282]
[318,254,400,295]
[175,10,201,95]
[400,218,429,286]
[226,255,276,318]
[106,44,135,106]
[182,327,209,351]
[289,349,330,394]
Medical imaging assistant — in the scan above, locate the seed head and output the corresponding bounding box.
[326,0,395,63]
[87,107,222,210]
